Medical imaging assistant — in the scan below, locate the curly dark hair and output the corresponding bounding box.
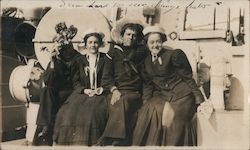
[120,23,144,44]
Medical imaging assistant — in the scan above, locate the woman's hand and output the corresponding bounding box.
[84,89,95,97]
[95,87,103,95]
[197,100,214,119]
[50,41,63,60]
[110,90,121,105]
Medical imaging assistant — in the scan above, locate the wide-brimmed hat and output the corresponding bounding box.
[143,25,166,36]
[111,18,145,44]
[82,28,105,41]
[78,28,105,51]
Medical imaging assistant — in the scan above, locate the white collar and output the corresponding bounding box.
[86,53,100,67]
[114,45,124,52]
[86,52,100,60]
[151,53,162,65]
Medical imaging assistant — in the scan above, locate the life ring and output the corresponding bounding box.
[33,8,111,69]
[9,59,37,103]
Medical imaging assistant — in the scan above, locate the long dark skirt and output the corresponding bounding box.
[36,87,69,126]
[102,91,142,146]
[53,91,108,146]
[132,93,197,146]
[33,87,71,146]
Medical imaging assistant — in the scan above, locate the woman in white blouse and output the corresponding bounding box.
[53,29,108,146]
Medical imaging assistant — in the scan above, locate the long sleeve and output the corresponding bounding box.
[172,49,205,104]
[71,65,84,94]
[43,57,59,87]
[43,66,55,86]
[101,50,115,92]
[142,81,154,102]
[141,62,154,102]
[71,57,87,94]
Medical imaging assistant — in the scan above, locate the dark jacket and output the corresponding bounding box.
[101,44,147,92]
[101,44,147,141]
[71,52,106,93]
[142,48,204,104]
[36,50,82,126]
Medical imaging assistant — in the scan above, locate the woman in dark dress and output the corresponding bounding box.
[53,29,108,146]
[33,42,81,146]
[132,26,205,146]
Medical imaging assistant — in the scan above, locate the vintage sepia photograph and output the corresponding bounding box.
[0,0,249,149]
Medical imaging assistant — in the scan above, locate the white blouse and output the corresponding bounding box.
[151,53,162,65]
[86,53,99,90]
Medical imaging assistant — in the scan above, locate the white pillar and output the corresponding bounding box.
[210,58,226,110]
[26,103,39,143]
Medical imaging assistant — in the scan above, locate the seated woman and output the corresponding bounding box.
[132,26,205,146]
[33,42,81,146]
[53,29,108,146]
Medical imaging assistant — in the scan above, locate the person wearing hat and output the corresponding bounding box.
[33,41,82,145]
[132,25,205,146]
[53,29,108,146]
[99,18,148,146]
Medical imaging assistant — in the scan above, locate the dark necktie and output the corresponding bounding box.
[153,55,158,64]
[92,70,96,90]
